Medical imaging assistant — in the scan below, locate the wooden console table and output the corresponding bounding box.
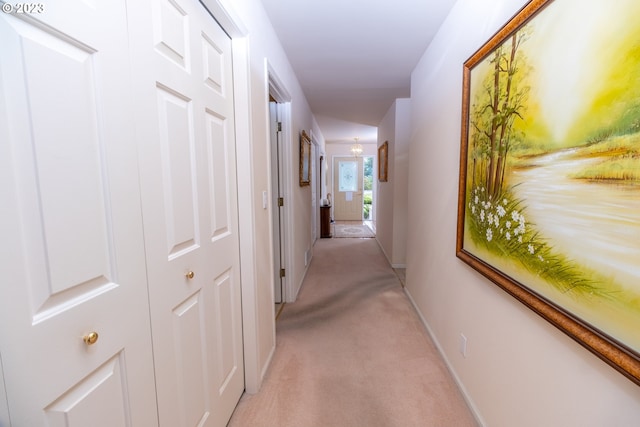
[320,205,332,238]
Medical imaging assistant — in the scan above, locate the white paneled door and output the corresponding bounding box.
[0,4,158,426]
[129,0,245,425]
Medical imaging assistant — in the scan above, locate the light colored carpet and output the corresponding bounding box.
[333,223,375,238]
[228,238,478,427]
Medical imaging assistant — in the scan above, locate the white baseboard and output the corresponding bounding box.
[374,237,392,266]
[287,251,312,303]
[258,342,276,392]
[374,237,406,270]
[403,288,486,427]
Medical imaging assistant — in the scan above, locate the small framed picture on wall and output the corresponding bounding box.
[378,141,388,182]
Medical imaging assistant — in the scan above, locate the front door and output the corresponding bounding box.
[333,157,364,220]
[0,4,157,425]
[129,0,244,425]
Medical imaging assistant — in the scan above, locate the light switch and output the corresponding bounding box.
[262,191,268,209]
[459,333,468,358]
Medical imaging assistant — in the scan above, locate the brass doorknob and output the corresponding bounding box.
[83,332,99,345]
[185,271,195,279]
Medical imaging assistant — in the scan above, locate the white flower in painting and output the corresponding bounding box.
[506,232,511,241]
[480,210,485,222]
[505,221,512,230]
[471,205,476,215]
[488,213,494,226]
[496,205,506,218]
[474,195,479,204]
[511,210,520,222]
[503,198,508,205]
[486,228,493,241]
[538,255,545,262]
[528,244,535,254]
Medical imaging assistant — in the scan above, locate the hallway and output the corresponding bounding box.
[229,238,477,427]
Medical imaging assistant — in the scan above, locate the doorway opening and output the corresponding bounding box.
[332,154,375,236]
[268,70,293,317]
[363,155,374,229]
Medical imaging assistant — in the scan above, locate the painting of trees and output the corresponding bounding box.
[469,27,531,199]
[457,0,640,386]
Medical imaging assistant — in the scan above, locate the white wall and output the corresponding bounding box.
[376,99,410,268]
[311,117,327,242]
[406,0,640,425]
[217,0,324,385]
[392,99,409,268]
[376,104,396,263]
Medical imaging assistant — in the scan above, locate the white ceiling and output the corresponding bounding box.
[260,0,458,145]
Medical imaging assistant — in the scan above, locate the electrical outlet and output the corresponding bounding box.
[459,333,468,358]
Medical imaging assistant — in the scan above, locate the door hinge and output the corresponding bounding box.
[278,197,284,207]
[280,268,286,278]
[277,121,282,132]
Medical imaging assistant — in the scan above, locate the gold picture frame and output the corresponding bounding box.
[299,130,311,186]
[378,141,388,182]
[456,0,640,385]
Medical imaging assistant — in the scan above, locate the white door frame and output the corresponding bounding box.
[364,155,376,223]
[268,99,287,304]
[311,142,318,243]
[200,0,263,393]
[267,63,294,303]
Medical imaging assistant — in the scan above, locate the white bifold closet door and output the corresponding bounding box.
[0,3,158,426]
[128,0,245,425]
[0,0,245,425]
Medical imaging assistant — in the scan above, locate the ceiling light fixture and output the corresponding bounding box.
[350,137,363,157]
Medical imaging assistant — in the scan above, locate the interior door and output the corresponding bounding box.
[333,157,364,220]
[269,101,285,304]
[129,0,245,425]
[0,5,158,425]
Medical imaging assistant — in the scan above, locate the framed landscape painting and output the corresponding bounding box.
[378,141,388,182]
[456,0,640,385]
[299,130,311,186]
